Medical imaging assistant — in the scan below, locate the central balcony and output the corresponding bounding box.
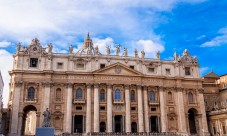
[73,99,86,104]
[113,99,124,104]
[149,100,159,106]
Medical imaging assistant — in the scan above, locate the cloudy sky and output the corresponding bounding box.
[0,0,227,107]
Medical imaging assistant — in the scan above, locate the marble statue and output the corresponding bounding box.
[123,48,128,57]
[141,50,145,59]
[48,43,53,53]
[42,108,51,127]
[116,45,120,56]
[134,49,138,58]
[69,45,73,54]
[95,46,99,55]
[156,51,160,59]
[174,52,178,61]
[106,46,110,55]
[16,42,21,52]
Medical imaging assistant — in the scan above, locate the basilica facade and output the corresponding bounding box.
[8,34,209,136]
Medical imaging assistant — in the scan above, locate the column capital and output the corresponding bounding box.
[176,87,184,92]
[198,88,204,93]
[66,83,73,88]
[94,83,99,88]
[86,83,93,88]
[143,86,148,90]
[158,86,164,91]
[107,83,113,89]
[36,112,41,117]
[137,85,142,90]
[15,81,23,87]
[124,84,130,89]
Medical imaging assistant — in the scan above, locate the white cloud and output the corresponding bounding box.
[0,49,13,108]
[201,26,227,47]
[0,0,205,45]
[135,40,164,58]
[93,37,115,54]
[200,67,209,76]
[0,41,11,48]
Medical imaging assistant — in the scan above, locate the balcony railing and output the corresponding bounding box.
[149,100,159,106]
[73,99,85,104]
[24,98,37,103]
[113,99,124,104]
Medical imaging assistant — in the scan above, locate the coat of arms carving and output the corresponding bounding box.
[115,65,121,74]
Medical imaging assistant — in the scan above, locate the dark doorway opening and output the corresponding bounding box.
[131,122,137,133]
[150,116,158,132]
[188,109,197,134]
[100,122,106,132]
[22,105,37,136]
[74,115,83,133]
[114,115,122,132]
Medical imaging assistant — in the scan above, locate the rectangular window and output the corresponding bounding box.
[148,67,155,73]
[185,67,191,75]
[30,58,38,67]
[151,108,156,111]
[76,63,85,69]
[223,126,226,134]
[166,68,171,75]
[131,107,136,111]
[57,62,63,69]
[76,106,82,110]
[100,106,105,110]
[130,65,134,69]
[100,64,105,69]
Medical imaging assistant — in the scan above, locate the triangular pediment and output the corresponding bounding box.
[93,62,143,76]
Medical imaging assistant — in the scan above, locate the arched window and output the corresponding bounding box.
[188,92,194,103]
[28,87,35,99]
[76,88,83,99]
[100,89,105,101]
[56,88,61,101]
[115,89,121,100]
[150,91,155,102]
[130,90,135,101]
[168,92,172,101]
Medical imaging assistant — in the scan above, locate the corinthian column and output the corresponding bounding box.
[137,85,144,132]
[65,83,72,133]
[176,88,187,133]
[198,89,209,134]
[10,81,22,136]
[159,87,166,132]
[94,84,99,132]
[86,84,92,133]
[107,84,113,132]
[125,85,131,132]
[143,86,149,132]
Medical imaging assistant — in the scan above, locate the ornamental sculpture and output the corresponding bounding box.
[134,49,138,58]
[156,51,160,59]
[106,46,110,55]
[16,42,21,52]
[141,50,145,59]
[42,108,51,127]
[47,43,53,54]
[95,46,99,55]
[69,44,73,54]
[116,45,120,56]
[123,48,128,57]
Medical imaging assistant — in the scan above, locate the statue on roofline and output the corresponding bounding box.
[106,46,110,55]
[141,50,145,59]
[69,44,73,54]
[116,44,120,56]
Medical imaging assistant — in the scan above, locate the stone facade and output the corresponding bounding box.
[203,73,227,136]
[8,34,209,136]
[0,71,3,134]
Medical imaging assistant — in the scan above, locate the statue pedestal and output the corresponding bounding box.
[35,127,54,136]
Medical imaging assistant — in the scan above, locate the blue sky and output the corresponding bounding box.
[0,0,227,106]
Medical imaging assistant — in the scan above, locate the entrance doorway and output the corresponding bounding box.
[100,122,106,132]
[114,115,122,132]
[131,122,137,133]
[188,108,198,134]
[74,115,83,133]
[22,105,37,136]
[150,116,158,132]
